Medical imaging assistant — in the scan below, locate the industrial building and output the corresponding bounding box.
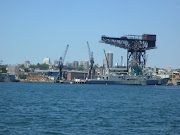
[34,69,88,81]
[26,72,56,82]
[67,71,88,80]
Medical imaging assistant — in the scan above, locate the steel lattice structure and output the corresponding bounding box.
[101,34,156,69]
[56,44,69,81]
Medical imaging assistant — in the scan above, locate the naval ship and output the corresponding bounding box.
[86,73,169,85]
[86,65,169,85]
[0,72,19,82]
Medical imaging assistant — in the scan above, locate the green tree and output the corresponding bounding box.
[24,67,30,72]
[76,65,84,71]
[64,66,75,70]
[39,64,49,70]
[0,65,7,73]
[19,74,27,79]
[20,64,25,69]
[29,63,49,70]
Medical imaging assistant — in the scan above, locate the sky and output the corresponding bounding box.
[0,0,180,69]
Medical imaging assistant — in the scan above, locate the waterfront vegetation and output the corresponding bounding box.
[0,65,7,73]
[29,63,49,70]
[19,74,27,79]
[63,65,84,71]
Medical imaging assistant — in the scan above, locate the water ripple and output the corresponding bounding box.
[0,83,180,134]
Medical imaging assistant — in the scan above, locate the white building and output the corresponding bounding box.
[43,57,50,64]
[7,65,19,75]
[80,60,89,69]
[24,61,30,68]
[72,61,79,67]
[167,65,172,72]
[66,61,71,67]
[54,59,59,66]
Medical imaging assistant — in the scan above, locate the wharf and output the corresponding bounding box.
[60,79,86,84]
[20,80,54,83]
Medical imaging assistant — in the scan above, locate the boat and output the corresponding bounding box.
[86,73,169,85]
[0,72,19,82]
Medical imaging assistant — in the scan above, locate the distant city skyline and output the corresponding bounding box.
[1,0,180,69]
[1,51,179,70]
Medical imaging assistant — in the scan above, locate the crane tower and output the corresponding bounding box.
[56,44,69,81]
[87,41,94,79]
[101,34,156,71]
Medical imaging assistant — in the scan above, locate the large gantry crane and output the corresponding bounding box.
[56,44,69,82]
[101,34,156,74]
[87,41,94,79]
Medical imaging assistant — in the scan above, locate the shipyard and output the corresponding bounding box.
[1,1,180,135]
[0,34,179,85]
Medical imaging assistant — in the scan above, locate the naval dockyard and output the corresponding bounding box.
[0,34,180,85]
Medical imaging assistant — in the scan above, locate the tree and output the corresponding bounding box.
[24,67,30,72]
[64,66,74,70]
[20,64,25,69]
[39,64,49,70]
[29,63,49,70]
[0,65,7,73]
[19,74,27,79]
[76,65,84,71]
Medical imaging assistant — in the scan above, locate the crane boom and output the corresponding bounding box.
[101,34,156,69]
[103,49,110,74]
[87,41,91,60]
[101,35,156,50]
[62,45,69,64]
[87,41,94,79]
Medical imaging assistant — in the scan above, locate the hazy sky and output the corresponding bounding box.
[1,0,180,69]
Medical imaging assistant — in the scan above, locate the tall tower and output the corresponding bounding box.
[106,51,113,68]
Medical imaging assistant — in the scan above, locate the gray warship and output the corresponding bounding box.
[86,73,169,85]
[0,72,18,82]
[86,34,170,85]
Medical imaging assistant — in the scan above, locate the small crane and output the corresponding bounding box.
[87,41,94,79]
[56,44,69,82]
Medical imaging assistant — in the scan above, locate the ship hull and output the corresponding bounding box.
[86,76,169,85]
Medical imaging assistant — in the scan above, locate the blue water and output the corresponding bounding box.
[0,83,180,135]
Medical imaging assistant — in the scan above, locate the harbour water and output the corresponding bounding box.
[0,83,180,135]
